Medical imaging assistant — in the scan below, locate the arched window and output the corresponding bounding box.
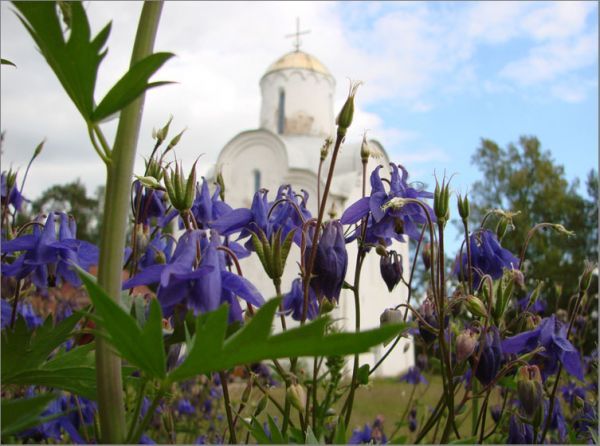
[277,89,285,134]
[253,169,261,193]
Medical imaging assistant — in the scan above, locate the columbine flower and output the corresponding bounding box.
[305,220,348,303]
[177,399,195,416]
[132,179,169,226]
[138,231,175,270]
[417,298,443,344]
[561,381,586,408]
[507,415,534,444]
[213,185,311,251]
[1,170,26,211]
[1,212,98,289]
[123,230,264,321]
[341,164,435,247]
[380,251,403,292]
[453,229,519,289]
[282,278,318,321]
[502,314,584,381]
[349,416,387,444]
[471,327,503,386]
[399,366,428,385]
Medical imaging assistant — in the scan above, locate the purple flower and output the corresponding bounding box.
[454,229,519,289]
[561,381,587,408]
[177,398,195,416]
[124,230,263,320]
[573,402,597,443]
[2,212,98,289]
[502,314,584,381]
[305,220,348,303]
[471,327,503,386]
[213,186,310,251]
[507,415,534,444]
[139,231,175,270]
[282,278,318,321]
[417,298,443,344]
[544,398,567,442]
[1,171,26,211]
[132,180,168,226]
[341,164,435,246]
[380,251,403,292]
[399,366,428,385]
[349,417,387,444]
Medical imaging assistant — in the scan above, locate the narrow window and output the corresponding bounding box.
[277,89,285,134]
[253,169,261,193]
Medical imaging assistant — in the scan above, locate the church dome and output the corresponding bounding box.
[264,50,331,77]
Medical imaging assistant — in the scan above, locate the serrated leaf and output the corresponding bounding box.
[13,2,109,119]
[91,52,174,122]
[1,393,56,437]
[5,367,97,400]
[168,297,406,383]
[2,312,82,380]
[77,267,166,379]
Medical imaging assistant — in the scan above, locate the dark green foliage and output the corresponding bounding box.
[469,136,597,308]
[32,179,100,243]
[1,393,57,438]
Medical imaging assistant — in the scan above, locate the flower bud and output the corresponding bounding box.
[496,217,510,240]
[456,327,479,363]
[490,404,502,423]
[380,251,403,292]
[166,128,186,153]
[336,80,361,137]
[163,161,197,212]
[216,168,226,201]
[422,243,432,271]
[465,294,487,318]
[511,269,525,288]
[525,314,542,330]
[457,194,470,220]
[156,115,173,145]
[380,308,403,326]
[319,297,336,315]
[287,383,306,412]
[434,177,450,224]
[517,365,543,419]
[241,382,252,404]
[254,393,269,416]
[579,261,595,293]
[375,244,388,257]
[135,175,164,190]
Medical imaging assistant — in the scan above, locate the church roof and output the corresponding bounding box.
[264,50,331,77]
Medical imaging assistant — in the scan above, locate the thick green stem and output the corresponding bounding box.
[94,2,164,443]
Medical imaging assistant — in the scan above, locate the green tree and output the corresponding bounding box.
[32,179,100,243]
[468,135,597,309]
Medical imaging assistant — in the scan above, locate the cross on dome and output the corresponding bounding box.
[285,17,310,52]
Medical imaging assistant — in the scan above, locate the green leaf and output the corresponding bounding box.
[267,414,286,444]
[1,58,16,67]
[169,297,406,383]
[1,393,56,437]
[2,312,82,380]
[5,367,97,400]
[305,426,320,444]
[357,364,370,385]
[241,416,272,444]
[389,435,408,444]
[333,419,347,444]
[497,375,517,391]
[77,267,166,379]
[91,52,174,122]
[13,2,109,119]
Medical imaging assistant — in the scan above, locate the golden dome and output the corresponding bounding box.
[264,50,331,77]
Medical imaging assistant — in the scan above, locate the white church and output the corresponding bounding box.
[208,29,414,377]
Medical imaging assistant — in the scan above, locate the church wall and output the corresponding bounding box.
[260,69,335,138]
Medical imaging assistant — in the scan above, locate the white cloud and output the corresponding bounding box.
[0,1,596,201]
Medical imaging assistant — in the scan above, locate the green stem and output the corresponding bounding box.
[94,3,164,443]
[129,385,165,444]
[219,371,237,444]
[126,379,148,443]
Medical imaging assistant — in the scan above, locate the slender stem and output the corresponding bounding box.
[301,131,344,323]
[219,371,237,444]
[129,385,165,444]
[9,280,21,329]
[126,379,148,442]
[462,219,473,295]
[317,159,323,211]
[94,3,164,443]
[539,287,586,442]
[415,394,446,443]
[519,223,555,269]
[88,125,111,164]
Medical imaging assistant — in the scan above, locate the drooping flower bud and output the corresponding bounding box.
[380,251,403,292]
[287,383,306,412]
[380,308,403,327]
[320,137,332,161]
[464,294,488,318]
[418,298,440,344]
[456,327,479,363]
[471,327,503,386]
[422,243,432,271]
[335,80,362,137]
[517,365,543,420]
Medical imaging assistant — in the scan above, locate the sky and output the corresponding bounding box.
[1,1,598,251]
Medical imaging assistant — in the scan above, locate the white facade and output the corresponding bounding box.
[210,49,414,377]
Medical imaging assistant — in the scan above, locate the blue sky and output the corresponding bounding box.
[1,1,597,255]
